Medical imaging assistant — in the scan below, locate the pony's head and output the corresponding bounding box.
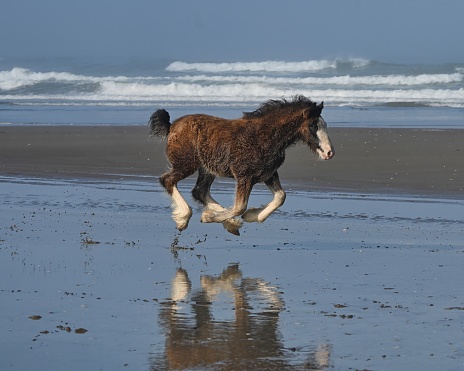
[243,95,335,160]
[304,101,334,160]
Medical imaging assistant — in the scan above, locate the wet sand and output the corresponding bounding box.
[1,125,464,370]
[1,125,463,197]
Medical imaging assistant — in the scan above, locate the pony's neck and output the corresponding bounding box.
[272,112,306,149]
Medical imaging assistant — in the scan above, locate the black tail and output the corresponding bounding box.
[149,109,171,139]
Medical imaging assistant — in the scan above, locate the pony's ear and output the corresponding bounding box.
[309,101,323,116]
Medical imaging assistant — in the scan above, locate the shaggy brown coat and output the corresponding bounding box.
[149,95,333,235]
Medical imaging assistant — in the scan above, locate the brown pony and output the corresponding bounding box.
[149,95,334,235]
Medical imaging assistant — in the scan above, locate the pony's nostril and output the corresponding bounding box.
[326,150,333,158]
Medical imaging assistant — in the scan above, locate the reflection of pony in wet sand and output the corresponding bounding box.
[149,96,334,235]
[151,264,331,370]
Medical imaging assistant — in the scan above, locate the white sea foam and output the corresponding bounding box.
[4,84,463,108]
[177,73,463,87]
[1,60,464,108]
[166,58,370,73]
[0,67,141,91]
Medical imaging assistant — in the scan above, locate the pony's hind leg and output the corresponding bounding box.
[192,168,243,235]
[242,172,286,223]
[160,170,194,232]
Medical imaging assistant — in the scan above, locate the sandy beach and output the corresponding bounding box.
[1,125,463,197]
[1,125,464,370]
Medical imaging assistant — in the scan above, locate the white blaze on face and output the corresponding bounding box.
[315,117,334,160]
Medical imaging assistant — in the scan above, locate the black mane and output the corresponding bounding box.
[242,95,315,119]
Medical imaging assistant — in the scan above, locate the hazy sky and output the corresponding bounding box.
[1,0,463,64]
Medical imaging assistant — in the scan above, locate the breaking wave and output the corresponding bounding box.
[166,58,370,73]
[1,59,463,107]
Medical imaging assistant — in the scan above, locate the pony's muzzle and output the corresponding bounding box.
[317,146,335,160]
[324,148,335,160]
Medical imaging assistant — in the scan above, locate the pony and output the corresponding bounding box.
[149,95,334,235]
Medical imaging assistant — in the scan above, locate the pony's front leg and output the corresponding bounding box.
[192,168,243,235]
[202,197,243,236]
[201,179,252,225]
[242,172,286,223]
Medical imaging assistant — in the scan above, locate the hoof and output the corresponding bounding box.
[176,221,189,232]
[223,217,243,236]
[201,209,216,223]
[241,208,262,223]
[225,227,240,236]
[172,206,192,231]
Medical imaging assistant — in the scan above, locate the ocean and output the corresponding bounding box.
[1,57,463,128]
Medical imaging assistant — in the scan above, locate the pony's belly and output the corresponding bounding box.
[215,170,234,178]
[205,165,233,178]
